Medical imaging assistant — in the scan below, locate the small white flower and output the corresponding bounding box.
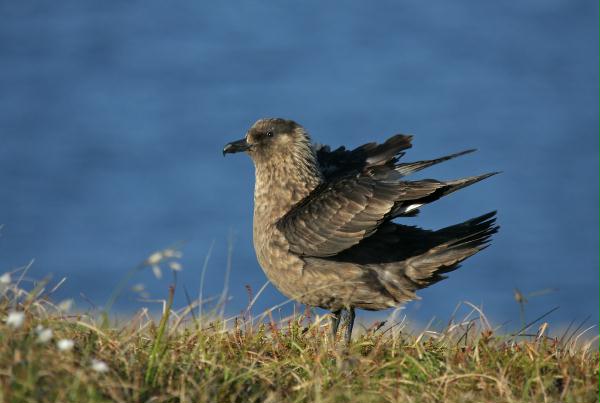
[57,299,73,313]
[91,359,109,373]
[146,251,164,266]
[163,249,182,258]
[57,339,74,351]
[0,272,10,285]
[131,283,145,292]
[168,261,182,271]
[0,273,10,293]
[6,311,25,328]
[151,265,162,279]
[36,325,53,343]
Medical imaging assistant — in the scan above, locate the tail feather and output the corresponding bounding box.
[403,211,498,285]
[373,212,499,303]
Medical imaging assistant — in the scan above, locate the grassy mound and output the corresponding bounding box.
[0,271,597,403]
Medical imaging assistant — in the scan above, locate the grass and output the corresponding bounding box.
[0,263,598,403]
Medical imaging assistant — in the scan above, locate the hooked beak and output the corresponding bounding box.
[223,138,250,156]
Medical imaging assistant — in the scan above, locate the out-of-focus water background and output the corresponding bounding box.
[1,1,598,328]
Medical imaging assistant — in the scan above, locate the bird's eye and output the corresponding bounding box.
[266,131,274,137]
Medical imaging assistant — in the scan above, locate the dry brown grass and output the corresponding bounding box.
[0,263,597,403]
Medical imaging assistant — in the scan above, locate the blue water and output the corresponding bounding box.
[1,1,598,329]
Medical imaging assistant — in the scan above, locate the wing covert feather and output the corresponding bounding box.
[277,176,444,257]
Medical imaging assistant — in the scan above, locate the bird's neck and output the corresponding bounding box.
[253,151,323,225]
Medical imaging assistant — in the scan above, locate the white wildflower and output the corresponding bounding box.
[144,248,182,279]
[151,265,162,279]
[6,311,25,328]
[0,272,10,285]
[91,359,109,373]
[168,261,182,271]
[0,272,10,293]
[132,283,149,299]
[36,325,53,343]
[131,283,145,292]
[163,249,182,258]
[145,248,183,278]
[57,299,73,313]
[146,251,164,265]
[57,339,74,351]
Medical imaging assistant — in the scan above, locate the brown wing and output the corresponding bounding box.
[281,132,496,258]
[276,174,448,257]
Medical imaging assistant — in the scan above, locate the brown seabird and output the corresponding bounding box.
[224,118,498,343]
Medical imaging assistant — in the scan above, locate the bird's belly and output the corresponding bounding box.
[252,225,397,310]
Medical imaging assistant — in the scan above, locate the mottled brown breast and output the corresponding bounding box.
[251,148,322,302]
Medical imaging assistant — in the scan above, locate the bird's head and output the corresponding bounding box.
[223,118,313,163]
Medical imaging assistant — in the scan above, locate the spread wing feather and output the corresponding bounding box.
[315,134,413,180]
[280,134,494,258]
[277,176,446,257]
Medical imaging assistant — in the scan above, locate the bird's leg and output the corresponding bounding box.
[344,307,355,344]
[330,309,342,340]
